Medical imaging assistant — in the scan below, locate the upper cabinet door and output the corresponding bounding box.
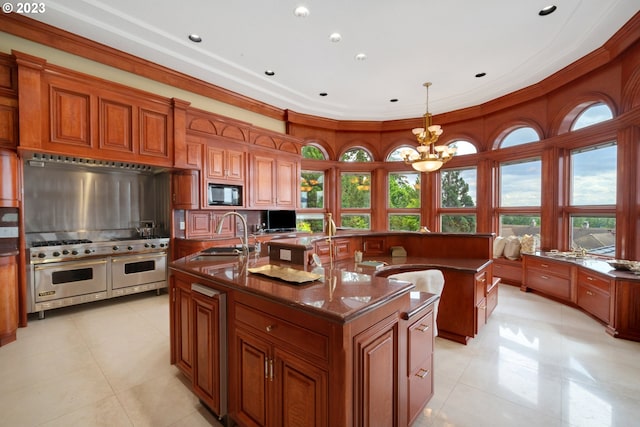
[205,143,245,183]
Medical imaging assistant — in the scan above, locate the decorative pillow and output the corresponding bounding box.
[520,234,535,254]
[503,236,521,260]
[493,236,506,258]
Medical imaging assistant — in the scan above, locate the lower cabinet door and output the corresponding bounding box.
[235,329,270,427]
[192,292,222,415]
[274,348,328,427]
[353,314,398,427]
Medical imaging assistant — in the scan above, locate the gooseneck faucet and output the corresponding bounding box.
[216,212,249,256]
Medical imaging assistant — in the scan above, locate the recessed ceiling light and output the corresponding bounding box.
[294,6,310,17]
[319,92,328,97]
[355,53,367,61]
[475,72,487,78]
[188,34,202,43]
[539,5,557,16]
[389,99,398,103]
[265,70,275,76]
[329,33,342,43]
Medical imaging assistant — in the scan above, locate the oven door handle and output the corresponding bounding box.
[111,252,167,262]
[34,259,108,270]
[111,253,166,263]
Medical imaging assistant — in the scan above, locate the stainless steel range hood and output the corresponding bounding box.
[26,152,160,173]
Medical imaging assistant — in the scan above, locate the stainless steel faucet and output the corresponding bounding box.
[216,212,249,256]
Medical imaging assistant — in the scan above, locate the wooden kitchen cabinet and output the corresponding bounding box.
[475,271,488,333]
[353,313,399,427]
[15,52,173,166]
[192,285,226,417]
[205,143,245,183]
[0,149,19,207]
[185,210,234,239]
[576,269,612,323]
[314,238,354,264]
[170,275,193,380]
[0,255,18,346]
[523,255,574,301]
[406,300,434,425]
[172,170,199,209]
[249,151,299,209]
[232,302,328,427]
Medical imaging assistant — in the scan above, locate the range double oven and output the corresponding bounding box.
[27,237,169,318]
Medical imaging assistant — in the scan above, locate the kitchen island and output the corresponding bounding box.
[170,252,438,427]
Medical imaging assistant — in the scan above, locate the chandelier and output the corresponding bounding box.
[403,82,456,172]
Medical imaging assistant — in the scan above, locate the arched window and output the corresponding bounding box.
[448,140,477,155]
[386,146,416,162]
[499,127,540,149]
[571,103,613,131]
[340,147,372,162]
[302,145,326,160]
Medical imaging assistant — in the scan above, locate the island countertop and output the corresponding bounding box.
[170,254,417,323]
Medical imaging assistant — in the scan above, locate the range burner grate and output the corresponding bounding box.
[31,239,93,248]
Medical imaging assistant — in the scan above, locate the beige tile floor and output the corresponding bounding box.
[1,284,639,427]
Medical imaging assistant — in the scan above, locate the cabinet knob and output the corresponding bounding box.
[586,290,595,296]
[415,368,430,379]
[266,324,276,332]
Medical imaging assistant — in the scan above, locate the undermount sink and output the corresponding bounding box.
[201,246,256,255]
[190,254,243,262]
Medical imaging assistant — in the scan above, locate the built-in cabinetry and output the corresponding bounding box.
[15,51,173,167]
[171,273,227,419]
[0,149,19,346]
[0,255,18,346]
[172,170,199,210]
[191,284,226,417]
[185,210,234,239]
[405,298,435,425]
[170,260,439,426]
[492,258,523,286]
[171,274,193,379]
[232,296,328,427]
[204,142,245,184]
[314,238,354,264]
[523,255,574,301]
[249,152,299,209]
[576,269,612,324]
[522,254,640,342]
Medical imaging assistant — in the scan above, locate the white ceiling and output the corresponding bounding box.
[30,1,639,121]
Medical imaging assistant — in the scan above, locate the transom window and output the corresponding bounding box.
[571,103,613,131]
[340,147,372,162]
[499,127,540,149]
[301,145,326,160]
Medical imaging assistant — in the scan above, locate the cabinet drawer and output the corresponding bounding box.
[235,303,329,361]
[577,283,610,323]
[408,355,433,423]
[527,270,571,300]
[493,261,522,284]
[475,271,487,301]
[333,239,352,260]
[487,281,499,317]
[363,238,385,255]
[577,270,611,294]
[526,258,572,278]
[408,311,433,373]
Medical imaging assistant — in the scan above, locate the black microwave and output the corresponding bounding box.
[208,183,242,206]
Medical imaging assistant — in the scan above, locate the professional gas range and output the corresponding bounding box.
[27,236,170,318]
[29,237,169,263]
